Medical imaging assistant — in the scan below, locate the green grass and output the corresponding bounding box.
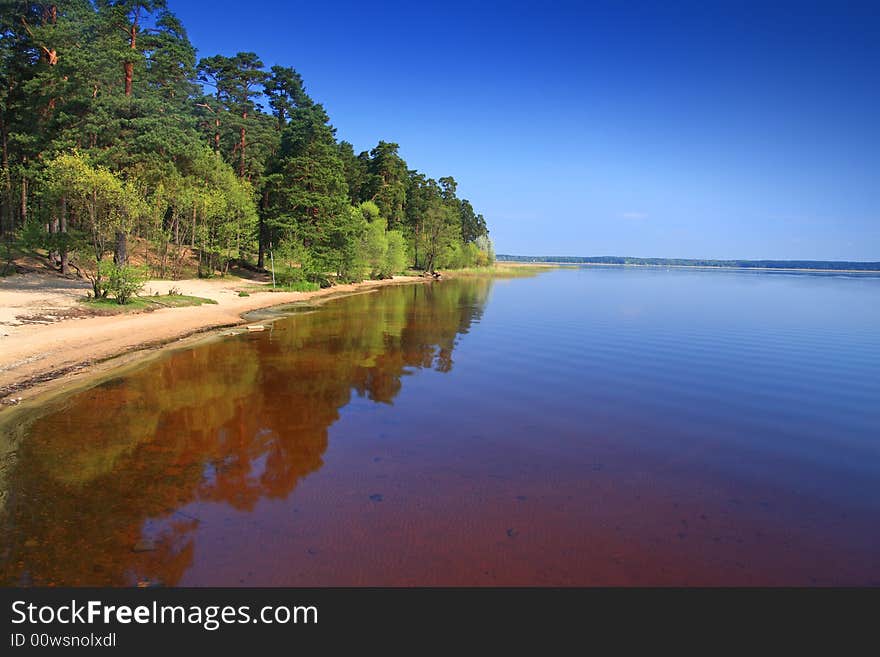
[147,293,218,307]
[269,281,320,292]
[79,293,218,314]
[239,280,320,294]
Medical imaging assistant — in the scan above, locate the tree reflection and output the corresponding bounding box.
[0,279,491,586]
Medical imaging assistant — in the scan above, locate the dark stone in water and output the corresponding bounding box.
[506,528,518,538]
[369,494,384,502]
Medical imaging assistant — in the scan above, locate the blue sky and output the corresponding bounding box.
[171,0,879,260]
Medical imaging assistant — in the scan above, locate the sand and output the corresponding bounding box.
[0,273,425,405]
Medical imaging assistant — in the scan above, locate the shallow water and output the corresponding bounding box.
[1,268,879,586]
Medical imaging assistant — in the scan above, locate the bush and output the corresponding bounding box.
[101,262,146,305]
[465,242,482,267]
[238,291,250,297]
[275,264,306,286]
[437,241,486,270]
[440,242,466,269]
[277,280,319,292]
[19,220,49,252]
[273,240,327,286]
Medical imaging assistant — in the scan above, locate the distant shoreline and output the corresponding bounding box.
[497,258,880,274]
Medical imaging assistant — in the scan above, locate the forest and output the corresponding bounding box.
[0,1,494,299]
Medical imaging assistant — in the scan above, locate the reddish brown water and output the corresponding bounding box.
[1,270,879,586]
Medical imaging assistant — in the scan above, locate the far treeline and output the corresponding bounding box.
[498,255,880,271]
[0,0,495,298]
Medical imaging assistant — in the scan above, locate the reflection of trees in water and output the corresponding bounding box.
[0,279,492,586]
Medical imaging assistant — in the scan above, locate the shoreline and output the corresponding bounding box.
[497,261,880,274]
[0,275,428,412]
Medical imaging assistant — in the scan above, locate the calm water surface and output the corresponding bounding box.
[1,267,879,585]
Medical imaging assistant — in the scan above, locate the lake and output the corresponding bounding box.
[2,266,879,586]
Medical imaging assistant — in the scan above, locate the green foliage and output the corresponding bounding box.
[441,242,484,269]
[358,200,381,222]
[273,280,319,292]
[44,152,142,259]
[337,141,367,202]
[361,213,387,278]
[416,203,461,271]
[185,148,258,276]
[19,220,52,252]
[275,264,306,286]
[363,142,407,229]
[475,235,495,265]
[273,238,317,285]
[41,152,148,294]
[80,292,217,313]
[0,1,490,286]
[101,262,147,305]
[459,199,488,244]
[383,230,408,277]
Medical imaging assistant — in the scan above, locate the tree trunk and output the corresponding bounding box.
[114,231,127,265]
[191,204,196,248]
[239,111,247,178]
[60,194,69,275]
[413,224,420,270]
[173,209,179,245]
[88,200,104,297]
[124,61,133,96]
[0,110,9,236]
[124,21,136,96]
[159,239,168,278]
[48,216,58,266]
[258,189,268,268]
[20,173,27,225]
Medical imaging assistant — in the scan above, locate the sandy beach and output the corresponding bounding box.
[0,273,425,406]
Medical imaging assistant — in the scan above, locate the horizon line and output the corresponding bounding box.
[496,255,880,265]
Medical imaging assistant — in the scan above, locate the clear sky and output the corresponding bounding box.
[170,0,879,260]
